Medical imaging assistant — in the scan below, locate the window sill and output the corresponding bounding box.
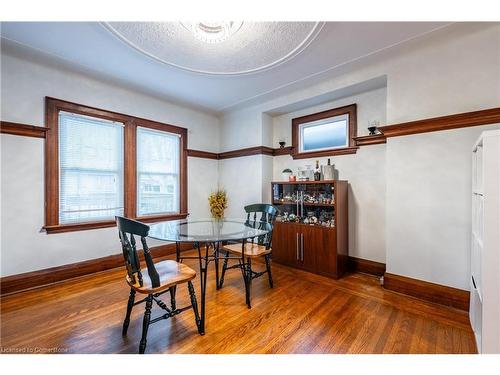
[135,213,189,224]
[44,213,189,234]
[291,146,358,160]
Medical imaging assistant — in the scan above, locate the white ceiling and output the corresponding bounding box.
[0,22,449,114]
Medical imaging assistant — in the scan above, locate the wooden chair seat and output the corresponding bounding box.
[126,260,196,294]
[222,242,271,258]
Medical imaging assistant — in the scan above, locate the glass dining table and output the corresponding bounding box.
[148,218,272,335]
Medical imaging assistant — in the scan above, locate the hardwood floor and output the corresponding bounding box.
[0,250,476,354]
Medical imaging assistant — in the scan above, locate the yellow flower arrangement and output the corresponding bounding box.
[208,190,228,219]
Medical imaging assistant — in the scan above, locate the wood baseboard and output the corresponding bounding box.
[383,272,470,311]
[0,243,193,296]
[347,256,386,276]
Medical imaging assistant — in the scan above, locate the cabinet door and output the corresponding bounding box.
[299,225,317,273]
[272,222,299,267]
[315,228,338,278]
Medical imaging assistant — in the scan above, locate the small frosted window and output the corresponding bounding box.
[299,114,348,153]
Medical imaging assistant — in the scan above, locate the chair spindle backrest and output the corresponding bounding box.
[244,204,278,248]
[115,216,160,288]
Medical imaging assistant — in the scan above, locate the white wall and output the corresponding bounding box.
[217,156,264,219]
[386,124,500,290]
[219,108,262,152]
[384,23,500,123]
[217,109,274,218]
[0,50,220,276]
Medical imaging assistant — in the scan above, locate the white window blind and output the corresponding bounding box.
[58,111,124,224]
[137,126,180,216]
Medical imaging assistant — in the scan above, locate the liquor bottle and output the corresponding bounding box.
[314,160,321,181]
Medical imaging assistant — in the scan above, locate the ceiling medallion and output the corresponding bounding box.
[180,22,243,44]
[102,22,324,75]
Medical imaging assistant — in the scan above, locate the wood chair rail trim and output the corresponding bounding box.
[0,121,49,138]
[353,134,387,146]
[186,149,219,159]
[218,146,275,159]
[378,107,500,138]
[5,106,500,160]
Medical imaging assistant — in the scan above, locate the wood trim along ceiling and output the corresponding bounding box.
[0,121,49,138]
[383,272,470,311]
[0,243,194,296]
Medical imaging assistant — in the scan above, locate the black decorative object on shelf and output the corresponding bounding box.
[368,126,377,135]
[279,141,286,148]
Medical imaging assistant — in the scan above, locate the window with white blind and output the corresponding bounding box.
[58,111,124,224]
[137,127,180,216]
[45,98,187,233]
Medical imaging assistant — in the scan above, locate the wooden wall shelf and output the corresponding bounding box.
[273,200,334,207]
[271,180,337,185]
[353,134,387,146]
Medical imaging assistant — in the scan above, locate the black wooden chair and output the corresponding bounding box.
[219,204,277,308]
[116,216,202,354]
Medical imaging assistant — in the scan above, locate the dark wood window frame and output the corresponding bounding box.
[291,104,358,160]
[44,97,188,234]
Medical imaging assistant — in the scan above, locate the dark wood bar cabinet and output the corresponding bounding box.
[271,180,348,279]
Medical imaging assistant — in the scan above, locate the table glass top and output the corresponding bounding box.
[148,218,272,242]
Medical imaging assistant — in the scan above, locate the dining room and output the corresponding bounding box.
[1,1,500,372]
